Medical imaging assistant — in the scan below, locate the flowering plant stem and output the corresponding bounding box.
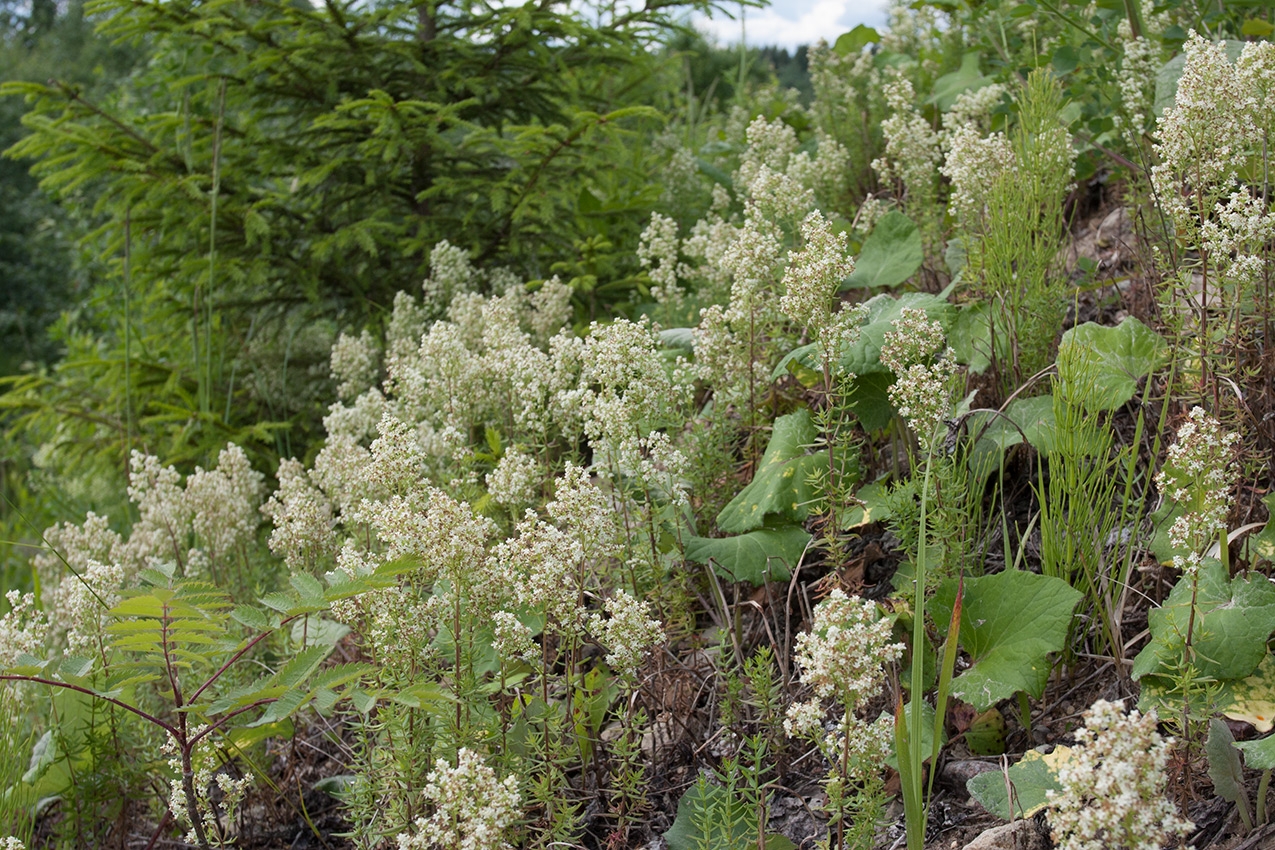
[903,449,934,850]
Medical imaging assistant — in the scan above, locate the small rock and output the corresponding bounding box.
[961,818,1049,850]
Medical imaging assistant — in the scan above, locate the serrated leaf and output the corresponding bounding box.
[1132,561,1275,687]
[273,646,330,690]
[289,573,325,602]
[933,571,1082,710]
[1057,318,1167,412]
[843,211,923,291]
[967,746,1073,819]
[231,605,272,632]
[684,525,810,585]
[715,409,832,533]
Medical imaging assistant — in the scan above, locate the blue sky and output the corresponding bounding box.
[692,0,890,51]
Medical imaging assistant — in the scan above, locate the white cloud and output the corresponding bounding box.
[692,0,889,51]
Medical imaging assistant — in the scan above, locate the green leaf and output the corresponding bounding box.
[929,53,996,111]
[883,699,947,769]
[967,746,1073,819]
[838,293,954,378]
[838,481,893,529]
[1133,561,1275,687]
[966,707,1008,756]
[933,571,1082,710]
[1057,318,1166,412]
[842,211,923,291]
[1236,732,1275,770]
[684,525,811,585]
[1206,717,1245,805]
[1242,18,1275,37]
[1242,493,1275,566]
[290,616,351,648]
[273,646,331,690]
[948,302,991,374]
[1052,45,1079,75]
[716,410,833,533]
[833,24,880,56]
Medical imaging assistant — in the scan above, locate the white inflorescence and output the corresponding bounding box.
[1046,699,1192,850]
[588,590,664,681]
[396,748,520,850]
[880,307,957,452]
[785,590,903,780]
[1156,406,1239,577]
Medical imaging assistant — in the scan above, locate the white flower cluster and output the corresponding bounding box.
[588,590,663,681]
[3,838,25,850]
[1152,33,1275,278]
[261,457,336,573]
[163,731,254,847]
[1045,700,1191,850]
[786,590,902,780]
[942,85,1006,136]
[940,125,1015,225]
[486,447,541,509]
[184,444,266,569]
[0,590,49,666]
[1156,406,1238,577]
[331,329,380,401]
[1113,24,1158,144]
[872,78,942,207]
[638,212,689,312]
[396,749,520,850]
[881,307,957,452]
[57,559,123,652]
[422,239,478,312]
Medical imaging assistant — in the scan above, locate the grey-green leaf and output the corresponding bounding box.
[684,525,811,586]
[1057,318,1167,411]
[933,570,1082,710]
[843,211,923,291]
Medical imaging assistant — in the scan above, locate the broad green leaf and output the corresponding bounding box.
[838,293,954,378]
[1236,732,1275,770]
[966,707,1007,756]
[838,481,893,529]
[929,53,996,111]
[716,410,830,533]
[1242,493,1275,566]
[684,525,811,585]
[948,302,991,373]
[223,719,294,751]
[842,211,923,291]
[1057,318,1167,411]
[833,24,879,56]
[933,570,1082,709]
[1132,561,1275,688]
[847,371,895,432]
[967,746,1073,819]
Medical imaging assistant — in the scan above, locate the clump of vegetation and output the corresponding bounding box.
[3,0,1275,848]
